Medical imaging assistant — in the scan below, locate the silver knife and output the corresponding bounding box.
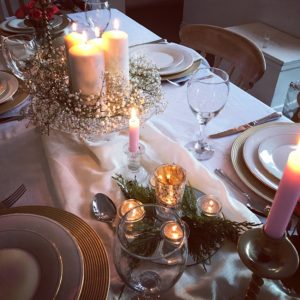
[209,112,282,138]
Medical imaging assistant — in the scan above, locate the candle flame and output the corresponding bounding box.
[113,19,120,30]
[95,27,100,38]
[82,31,88,42]
[130,107,137,119]
[72,22,77,31]
[166,174,171,180]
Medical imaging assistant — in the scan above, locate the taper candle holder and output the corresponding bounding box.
[122,143,148,183]
[237,227,299,300]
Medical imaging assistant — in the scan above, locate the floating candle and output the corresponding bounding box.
[264,139,300,239]
[162,221,184,243]
[119,199,145,222]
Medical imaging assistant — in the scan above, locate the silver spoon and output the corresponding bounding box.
[92,193,117,223]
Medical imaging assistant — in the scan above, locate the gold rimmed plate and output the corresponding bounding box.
[231,122,296,203]
[0,207,110,300]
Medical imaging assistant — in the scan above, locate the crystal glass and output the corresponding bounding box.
[84,0,111,36]
[186,67,229,160]
[114,204,188,299]
[2,34,38,80]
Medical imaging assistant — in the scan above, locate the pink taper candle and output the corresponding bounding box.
[129,108,140,153]
[264,140,300,239]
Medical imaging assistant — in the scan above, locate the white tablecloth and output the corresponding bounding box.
[0,9,294,300]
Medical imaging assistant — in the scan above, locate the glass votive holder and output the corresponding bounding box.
[118,199,145,222]
[154,164,187,210]
[197,195,222,217]
[161,221,184,244]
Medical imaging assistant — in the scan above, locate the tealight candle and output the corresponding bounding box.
[264,139,300,239]
[119,199,145,222]
[197,195,222,217]
[154,164,186,208]
[129,108,140,153]
[68,42,104,96]
[162,221,184,243]
[102,19,129,81]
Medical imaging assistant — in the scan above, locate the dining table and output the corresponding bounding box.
[0,8,298,300]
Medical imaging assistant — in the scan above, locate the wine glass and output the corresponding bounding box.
[84,0,111,37]
[114,204,188,299]
[186,67,229,161]
[2,34,38,80]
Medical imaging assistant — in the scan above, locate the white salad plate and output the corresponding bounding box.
[130,43,194,75]
[258,133,299,180]
[0,229,63,300]
[0,213,84,300]
[0,72,19,104]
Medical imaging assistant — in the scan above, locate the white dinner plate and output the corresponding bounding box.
[0,213,84,300]
[7,16,63,31]
[130,43,194,75]
[0,229,63,300]
[0,72,19,104]
[0,19,34,34]
[243,123,300,190]
[258,134,299,180]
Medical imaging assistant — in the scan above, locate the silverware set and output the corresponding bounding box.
[0,184,26,209]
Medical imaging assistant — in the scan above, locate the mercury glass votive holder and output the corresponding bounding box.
[154,164,187,210]
[197,195,222,217]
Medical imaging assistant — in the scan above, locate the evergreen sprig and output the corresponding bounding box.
[113,174,258,265]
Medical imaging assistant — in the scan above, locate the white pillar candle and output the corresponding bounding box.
[68,43,104,96]
[64,23,86,51]
[102,19,129,81]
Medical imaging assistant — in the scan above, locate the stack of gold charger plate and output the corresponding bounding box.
[231,122,300,203]
[130,43,204,81]
[0,206,109,300]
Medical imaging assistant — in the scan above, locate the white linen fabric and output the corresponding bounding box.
[42,122,288,300]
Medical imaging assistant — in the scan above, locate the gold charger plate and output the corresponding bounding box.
[160,59,201,81]
[231,122,293,203]
[0,74,29,115]
[0,206,110,300]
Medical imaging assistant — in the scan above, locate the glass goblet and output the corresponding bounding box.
[114,204,188,299]
[186,67,229,161]
[2,34,38,80]
[84,0,111,37]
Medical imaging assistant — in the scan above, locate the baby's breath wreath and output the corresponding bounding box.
[23,45,165,138]
[113,174,259,266]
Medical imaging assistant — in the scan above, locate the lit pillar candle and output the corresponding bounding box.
[64,23,86,51]
[129,108,140,153]
[68,42,104,96]
[264,140,300,239]
[87,27,104,50]
[162,221,184,243]
[102,19,129,81]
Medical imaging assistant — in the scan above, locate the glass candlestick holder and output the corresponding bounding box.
[122,143,148,183]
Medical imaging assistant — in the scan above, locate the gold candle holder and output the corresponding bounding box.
[154,164,186,209]
[118,199,145,222]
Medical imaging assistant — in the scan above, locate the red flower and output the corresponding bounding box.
[47,5,59,20]
[28,8,43,22]
[15,6,26,19]
[27,0,37,10]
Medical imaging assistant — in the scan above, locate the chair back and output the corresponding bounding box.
[0,0,25,21]
[179,24,266,90]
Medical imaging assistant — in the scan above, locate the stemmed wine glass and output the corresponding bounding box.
[84,0,111,37]
[186,67,229,161]
[2,34,38,80]
[114,204,188,299]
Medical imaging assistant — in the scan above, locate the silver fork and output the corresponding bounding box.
[1,184,26,208]
[214,169,270,217]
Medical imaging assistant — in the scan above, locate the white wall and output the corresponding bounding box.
[183,0,300,38]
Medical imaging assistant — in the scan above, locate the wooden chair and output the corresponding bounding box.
[179,24,266,90]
